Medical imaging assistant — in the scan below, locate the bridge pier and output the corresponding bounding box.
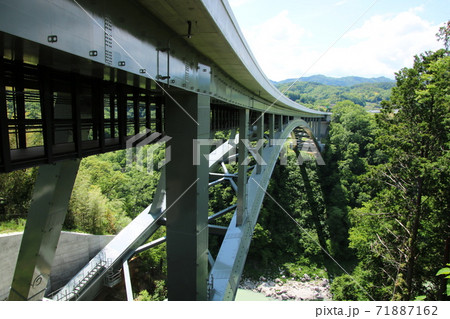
[165,90,210,301]
[237,109,249,226]
[277,115,283,132]
[8,159,80,301]
[316,118,322,139]
[268,113,275,146]
[256,113,264,174]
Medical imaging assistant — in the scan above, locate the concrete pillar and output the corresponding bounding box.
[8,159,80,301]
[165,91,210,301]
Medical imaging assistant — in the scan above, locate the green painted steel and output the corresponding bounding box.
[269,114,275,146]
[209,119,309,301]
[0,0,327,117]
[165,75,211,300]
[237,109,249,226]
[8,159,80,301]
[53,170,167,301]
[256,114,264,174]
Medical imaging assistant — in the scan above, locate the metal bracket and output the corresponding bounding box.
[47,35,57,43]
[157,48,171,84]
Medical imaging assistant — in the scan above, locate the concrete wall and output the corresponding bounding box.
[0,231,113,301]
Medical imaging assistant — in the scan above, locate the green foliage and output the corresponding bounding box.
[138,230,167,276]
[276,75,394,87]
[67,168,131,235]
[0,218,26,233]
[135,280,167,301]
[340,48,450,301]
[0,168,36,221]
[242,148,331,278]
[80,148,161,219]
[331,274,367,301]
[276,81,394,111]
[436,21,450,50]
[283,260,328,280]
[135,289,152,301]
[317,100,379,269]
[436,265,450,277]
[133,229,167,300]
[65,145,165,234]
[436,264,450,296]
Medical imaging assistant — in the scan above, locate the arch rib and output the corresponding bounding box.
[209,119,311,301]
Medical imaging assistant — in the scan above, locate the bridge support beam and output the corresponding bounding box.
[268,114,275,146]
[256,113,264,174]
[237,109,249,226]
[316,118,322,139]
[8,159,80,301]
[276,115,283,132]
[165,91,210,301]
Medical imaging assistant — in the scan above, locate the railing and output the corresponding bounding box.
[104,263,122,288]
[55,252,107,301]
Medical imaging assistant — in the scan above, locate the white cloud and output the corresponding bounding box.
[242,10,310,80]
[328,7,442,77]
[242,7,442,80]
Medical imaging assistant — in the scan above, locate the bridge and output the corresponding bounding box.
[0,0,329,301]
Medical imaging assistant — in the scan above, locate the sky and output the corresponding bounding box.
[227,0,449,81]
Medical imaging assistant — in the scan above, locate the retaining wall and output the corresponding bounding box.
[0,231,113,300]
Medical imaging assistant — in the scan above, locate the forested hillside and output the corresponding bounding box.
[276,80,394,112]
[274,74,394,87]
[1,22,449,302]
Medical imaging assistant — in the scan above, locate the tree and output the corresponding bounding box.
[318,100,379,266]
[348,48,450,300]
[0,168,36,221]
[437,21,450,50]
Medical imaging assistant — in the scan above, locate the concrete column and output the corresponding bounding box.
[165,92,210,301]
[8,159,80,301]
[237,108,249,226]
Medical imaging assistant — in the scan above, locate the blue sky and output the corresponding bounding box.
[228,0,449,81]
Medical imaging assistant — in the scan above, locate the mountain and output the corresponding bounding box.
[275,79,395,112]
[274,75,395,87]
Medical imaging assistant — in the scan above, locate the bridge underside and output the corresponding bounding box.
[0,53,325,173]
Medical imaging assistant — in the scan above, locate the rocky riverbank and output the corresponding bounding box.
[239,274,332,301]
